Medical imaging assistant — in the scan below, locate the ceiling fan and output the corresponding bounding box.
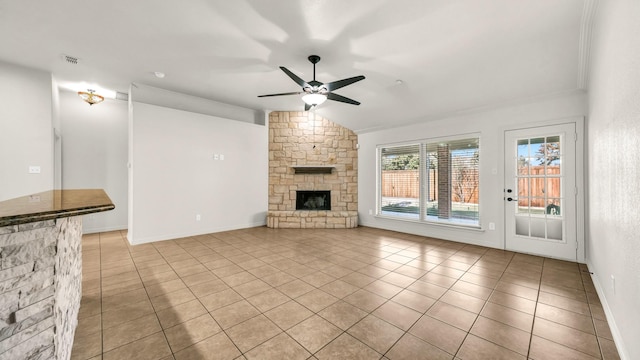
[258,55,365,111]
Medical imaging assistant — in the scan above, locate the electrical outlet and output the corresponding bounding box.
[489,222,495,230]
[28,166,41,174]
[213,154,219,160]
[196,214,201,221]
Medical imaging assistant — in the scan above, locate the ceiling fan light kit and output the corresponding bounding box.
[302,93,327,106]
[258,55,365,111]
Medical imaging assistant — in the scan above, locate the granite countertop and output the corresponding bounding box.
[0,189,115,227]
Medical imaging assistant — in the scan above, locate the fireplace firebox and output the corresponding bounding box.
[296,191,331,210]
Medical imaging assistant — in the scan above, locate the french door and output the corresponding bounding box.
[504,123,578,261]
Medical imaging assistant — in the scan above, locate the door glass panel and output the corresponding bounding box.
[530,218,546,238]
[530,198,545,214]
[545,136,561,174]
[547,219,563,240]
[546,178,560,196]
[513,134,564,241]
[517,198,530,214]
[517,139,530,175]
[530,137,545,166]
[518,178,529,198]
[546,156,562,172]
[547,198,561,216]
[516,217,529,236]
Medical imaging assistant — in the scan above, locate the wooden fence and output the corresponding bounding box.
[518,166,561,207]
[382,166,560,207]
[381,170,420,198]
[381,170,479,204]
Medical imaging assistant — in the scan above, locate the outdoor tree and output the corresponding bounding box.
[382,154,420,170]
[451,150,479,203]
[518,156,529,168]
[535,140,560,165]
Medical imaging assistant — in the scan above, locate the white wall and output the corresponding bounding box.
[52,78,62,190]
[0,61,53,201]
[586,0,640,358]
[58,89,129,233]
[128,101,268,244]
[132,83,265,125]
[358,92,587,251]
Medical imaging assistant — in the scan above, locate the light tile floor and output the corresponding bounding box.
[71,227,621,360]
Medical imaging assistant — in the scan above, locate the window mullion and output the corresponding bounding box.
[419,143,426,221]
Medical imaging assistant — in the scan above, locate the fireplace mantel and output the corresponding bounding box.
[291,166,334,174]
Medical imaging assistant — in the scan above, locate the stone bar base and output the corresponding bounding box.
[0,217,82,360]
[267,211,358,229]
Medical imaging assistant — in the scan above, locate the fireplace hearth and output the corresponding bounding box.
[296,191,331,210]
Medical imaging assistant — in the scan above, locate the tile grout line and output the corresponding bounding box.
[525,256,545,360]
[98,232,105,360]
[532,260,606,359]
[584,263,609,360]
[146,239,181,357]
[450,246,500,359]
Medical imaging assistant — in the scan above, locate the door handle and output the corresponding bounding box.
[506,197,518,202]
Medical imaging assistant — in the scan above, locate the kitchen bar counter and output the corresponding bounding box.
[0,189,114,359]
[0,189,114,227]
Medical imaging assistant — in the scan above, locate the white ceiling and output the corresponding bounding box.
[0,0,589,133]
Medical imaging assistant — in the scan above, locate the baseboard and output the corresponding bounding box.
[358,219,500,250]
[127,221,267,245]
[587,261,630,360]
[82,225,128,234]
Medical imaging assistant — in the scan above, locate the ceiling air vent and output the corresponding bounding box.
[115,92,129,101]
[61,54,79,65]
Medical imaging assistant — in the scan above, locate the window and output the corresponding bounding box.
[378,136,480,227]
[380,144,420,220]
[425,138,479,225]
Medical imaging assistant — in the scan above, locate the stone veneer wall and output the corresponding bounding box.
[268,111,358,228]
[0,217,82,360]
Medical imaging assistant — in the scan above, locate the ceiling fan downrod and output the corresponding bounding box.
[308,55,321,82]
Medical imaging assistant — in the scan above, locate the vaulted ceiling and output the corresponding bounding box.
[0,0,591,132]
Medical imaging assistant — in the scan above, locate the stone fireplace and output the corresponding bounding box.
[266,111,358,228]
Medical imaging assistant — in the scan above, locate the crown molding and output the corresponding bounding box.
[577,0,599,90]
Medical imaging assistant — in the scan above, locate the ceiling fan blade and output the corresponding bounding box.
[324,75,365,92]
[280,67,308,88]
[327,92,361,105]
[257,91,302,98]
[304,103,312,111]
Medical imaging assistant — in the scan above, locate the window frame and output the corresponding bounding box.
[377,142,422,221]
[377,134,481,229]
